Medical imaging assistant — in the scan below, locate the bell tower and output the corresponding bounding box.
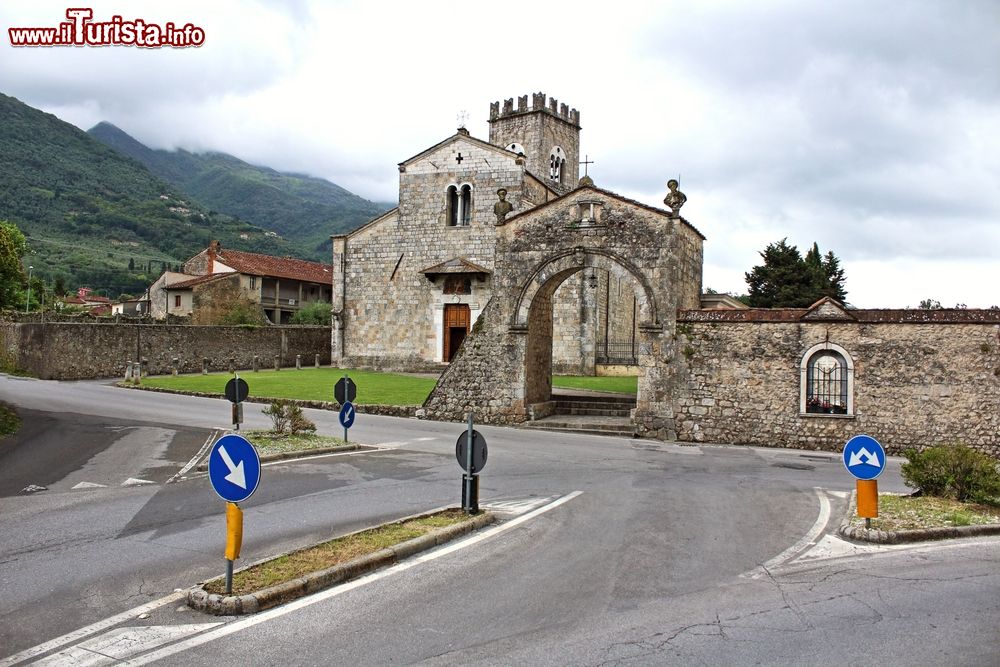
[488,92,581,195]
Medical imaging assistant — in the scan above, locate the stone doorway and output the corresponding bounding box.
[443,303,470,362]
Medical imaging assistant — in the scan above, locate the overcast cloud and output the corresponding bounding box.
[1,0,997,307]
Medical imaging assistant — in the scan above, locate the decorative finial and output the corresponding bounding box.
[580,154,594,177]
[457,110,469,129]
[664,178,687,217]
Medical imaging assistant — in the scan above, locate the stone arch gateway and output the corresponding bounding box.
[422,184,706,438]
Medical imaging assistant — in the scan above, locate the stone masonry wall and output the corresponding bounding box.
[671,319,1000,456]
[1,322,330,380]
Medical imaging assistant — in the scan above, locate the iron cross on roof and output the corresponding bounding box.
[580,154,594,176]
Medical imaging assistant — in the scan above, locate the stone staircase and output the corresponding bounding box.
[520,393,638,438]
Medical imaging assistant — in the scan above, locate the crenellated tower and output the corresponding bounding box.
[488,92,581,195]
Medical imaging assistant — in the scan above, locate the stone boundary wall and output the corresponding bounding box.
[672,319,1000,456]
[0,322,331,380]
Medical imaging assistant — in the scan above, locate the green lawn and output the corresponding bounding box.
[138,368,437,406]
[137,368,639,404]
[552,375,637,394]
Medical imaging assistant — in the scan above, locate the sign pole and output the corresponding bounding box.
[343,373,349,444]
[465,412,474,513]
[857,479,879,528]
[234,372,240,432]
[224,501,243,595]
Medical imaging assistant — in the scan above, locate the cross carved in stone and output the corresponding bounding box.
[456,153,464,164]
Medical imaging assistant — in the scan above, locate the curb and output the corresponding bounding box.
[116,383,419,418]
[194,444,369,472]
[837,491,1000,544]
[187,509,495,616]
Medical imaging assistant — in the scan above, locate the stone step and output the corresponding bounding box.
[520,415,637,438]
[552,393,636,406]
[555,407,633,417]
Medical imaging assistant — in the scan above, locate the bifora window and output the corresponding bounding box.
[446,184,473,226]
[800,343,854,415]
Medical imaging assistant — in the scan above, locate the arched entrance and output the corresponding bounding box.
[422,184,705,440]
[513,247,659,409]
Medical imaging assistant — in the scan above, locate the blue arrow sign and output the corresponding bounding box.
[208,434,261,503]
[339,401,356,429]
[843,434,886,480]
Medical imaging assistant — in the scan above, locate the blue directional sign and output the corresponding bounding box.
[208,434,261,503]
[843,434,886,480]
[339,401,356,429]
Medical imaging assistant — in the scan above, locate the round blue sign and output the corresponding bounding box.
[208,434,261,503]
[842,434,886,480]
[339,401,356,429]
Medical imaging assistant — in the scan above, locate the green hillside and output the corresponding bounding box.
[0,92,297,297]
[89,122,392,259]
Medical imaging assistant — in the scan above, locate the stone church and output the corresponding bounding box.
[330,93,647,374]
[333,93,1000,457]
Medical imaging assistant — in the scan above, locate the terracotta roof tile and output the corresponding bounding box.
[679,308,1000,324]
[167,273,231,290]
[216,249,333,284]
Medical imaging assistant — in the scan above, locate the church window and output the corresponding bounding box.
[446,184,473,227]
[800,343,854,416]
[506,142,526,157]
[549,146,566,183]
[443,276,472,295]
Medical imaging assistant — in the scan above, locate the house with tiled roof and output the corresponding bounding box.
[147,241,333,324]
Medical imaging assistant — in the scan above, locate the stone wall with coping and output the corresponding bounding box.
[669,317,1000,455]
[0,322,330,380]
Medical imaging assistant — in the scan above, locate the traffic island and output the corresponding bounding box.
[187,508,494,615]
[838,491,1000,544]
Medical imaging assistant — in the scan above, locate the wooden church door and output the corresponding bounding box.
[443,304,470,362]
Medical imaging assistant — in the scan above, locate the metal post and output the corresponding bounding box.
[343,372,349,444]
[24,265,32,314]
[465,412,474,513]
[225,559,234,595]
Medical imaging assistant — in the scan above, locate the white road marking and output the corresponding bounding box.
[33,624,222,667]
[71,482,107,490]
[0,592,185,667]
[745,487,831,578]
[120,478,156,487]
[127,491,584,665]
[166,430,218,485]
[259,446,391,467]
[483,496,556,514]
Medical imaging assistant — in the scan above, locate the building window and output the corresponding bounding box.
[174,295,181,308]
[549,146,566,182]
[249,276,257,289]
[446,184,473,226]
[443,276,472,295]
[800,343,854,415]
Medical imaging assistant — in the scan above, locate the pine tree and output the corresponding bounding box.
[745,239,848,307]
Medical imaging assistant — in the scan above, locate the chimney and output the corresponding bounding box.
[207,240,220,274]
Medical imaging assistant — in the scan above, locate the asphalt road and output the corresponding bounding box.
[1,375,997,666]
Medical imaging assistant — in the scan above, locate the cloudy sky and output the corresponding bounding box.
[2,0,998,308]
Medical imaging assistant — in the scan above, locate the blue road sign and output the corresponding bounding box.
[843,434,886,480]
[339,401,356,429]
[209,434,261,503]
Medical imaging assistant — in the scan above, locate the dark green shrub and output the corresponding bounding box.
[261,399,315,434]
[289,301,331,325]
[287,404,316,434]
[901,444,1000,503]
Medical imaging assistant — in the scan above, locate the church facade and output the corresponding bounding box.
[330,93,638,373]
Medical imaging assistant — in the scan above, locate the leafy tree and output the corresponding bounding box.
[289,301,331,325]
[0,221,28,309]
[745,239,848,307]
[128,257,135,270]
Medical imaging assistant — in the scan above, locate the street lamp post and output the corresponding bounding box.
[24,265,33,314]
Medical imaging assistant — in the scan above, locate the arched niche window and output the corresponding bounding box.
[506,142,526,157]
[446,184,473,227]
[800,342,855,416]
[549,146,566,183]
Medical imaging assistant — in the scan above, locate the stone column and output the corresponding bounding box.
[314,353,320,368]
[296,354,302,370]
[202,357,209,375]
[252,355,259,372]
[172,357,179,376]
[274,354,280,371]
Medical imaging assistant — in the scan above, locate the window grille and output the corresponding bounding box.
[597,338,637,365]
[806,351,848,414]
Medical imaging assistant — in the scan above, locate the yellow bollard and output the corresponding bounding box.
[225,502,243,561]
[856,479,878,519]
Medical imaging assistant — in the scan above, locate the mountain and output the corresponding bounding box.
[0,92,298,297]
[88,122,392,258]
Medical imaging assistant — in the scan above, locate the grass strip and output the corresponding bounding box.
[552,374,638,394]
[138,367,437,405]
[205,509,469,596]
[850,494,1000,531]
[0,403,20,438]
[242,429,349,456]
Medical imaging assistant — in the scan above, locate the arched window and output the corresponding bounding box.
[549,146,565,183]
[460,184,472,226]
[446,185,459,226]
[446,184,473,227]
[800,343,854,415]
